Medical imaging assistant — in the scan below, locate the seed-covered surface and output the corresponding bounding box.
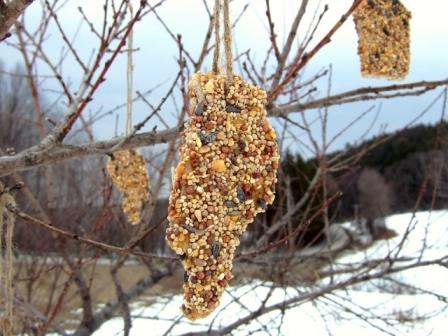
[353,0,411,80]
[107,149,150,224]
[166,71,279,320]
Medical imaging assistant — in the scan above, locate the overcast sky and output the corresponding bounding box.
[1,0,448,155]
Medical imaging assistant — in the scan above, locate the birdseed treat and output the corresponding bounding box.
[353,0,411,79]
[107,149,150,224]
[166,71,279,320]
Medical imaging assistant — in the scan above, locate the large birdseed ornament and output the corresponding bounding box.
[166,71,279,320]
[353,0,411,79]
[107,149,150,224]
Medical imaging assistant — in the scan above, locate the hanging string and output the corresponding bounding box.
[0,195,3,330]
[0,182,15,336]
[126,4,134,136]
[212,0,233,80]
[223,0,233,80]
[4,213,14,336]
[0,197,4,334]
[212,0,221,74]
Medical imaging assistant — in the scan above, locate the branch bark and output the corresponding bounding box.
[0,126,181,176]
[270,78,448,116]
[0,0,34,41]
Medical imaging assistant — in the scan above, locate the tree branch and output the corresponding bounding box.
[180,255,448,336]
[0,126,181,176]
[268,0,364,101]
[1,79,447,177]
[270,78,448,116]
[72,267,173,336]
[8,203,178,261]
[0,0,34,41]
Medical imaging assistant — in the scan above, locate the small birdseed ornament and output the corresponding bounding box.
[107,149,150,224]
[353,0,411,80]
[166,71,279,320]
[106,12,150,225]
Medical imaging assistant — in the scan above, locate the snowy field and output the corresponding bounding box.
[93,211,448,336]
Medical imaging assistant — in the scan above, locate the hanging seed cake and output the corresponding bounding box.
[353,0,411,79]
[107,149,150,224]
[166,71,279,320]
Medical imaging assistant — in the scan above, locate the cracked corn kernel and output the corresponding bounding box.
[166,71,279,320]
[211,160,226,173]
[107,149,150,224]
[353,0,411,80]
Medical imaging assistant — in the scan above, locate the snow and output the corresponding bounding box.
[93,211,448,336]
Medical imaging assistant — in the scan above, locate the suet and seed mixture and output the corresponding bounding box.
[107,149,150,224]
[354,0,411,79]
[166,71,279,320]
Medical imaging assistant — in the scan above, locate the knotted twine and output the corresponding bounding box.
[0,181,15,336]
[212,0,233,80]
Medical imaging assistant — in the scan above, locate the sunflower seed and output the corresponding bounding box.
[228,210,241,216]
[212,241,221,258]
[182,224,213,235]
[225,104,241,113]
[194,101,205,116]
[198,132,217,145]
[238,140,246,150]
[224,200,237,208]
[236,186,246,202]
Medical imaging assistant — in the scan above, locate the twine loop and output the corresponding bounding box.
[212,0,233,81]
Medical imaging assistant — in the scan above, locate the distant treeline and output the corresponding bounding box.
[283,122,448,223]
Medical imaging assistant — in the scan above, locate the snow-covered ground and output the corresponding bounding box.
[93,211,448,336]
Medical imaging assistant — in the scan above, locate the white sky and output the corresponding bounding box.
[1,1,448,153]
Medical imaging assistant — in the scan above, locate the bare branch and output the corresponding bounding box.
[270,78,448,116]
[0,0,35,41]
